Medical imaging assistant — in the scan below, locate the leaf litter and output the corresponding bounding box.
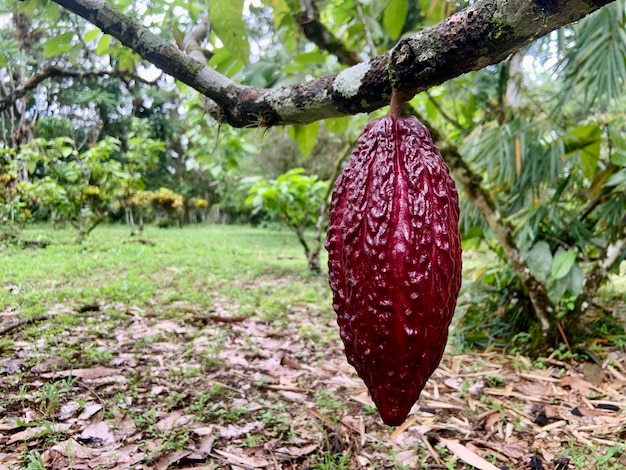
[1,299,625,469]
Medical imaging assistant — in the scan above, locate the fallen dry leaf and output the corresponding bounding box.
[42,438,99,463]
[77,403,103,420]
[7,424,72,445]
[214,448,271,468]
[154,412,195,432]
[79,421,115,445]
[275,443,318,458]
[155,449,193,470]
[441,438,501,470]
[40,366,120,380]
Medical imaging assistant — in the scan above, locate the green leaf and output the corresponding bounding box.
[525,241,552,283]
[420,0,449,24]
[209,48,244,77]
[84,28,101,43]
[610,152,626,168]
[117,50,137,72]
[43,32,74,58]
[294,50,324,65]
[46,2,61,21]
[96,34,112,56]
[289,122,319,157]
[547,275,569,304]
[567,263,584,298]
[210,0,250,64]
[18,0,38,16]
[605,169,626,187]
[325,116,351,135]
[551,250,577,280]
[241,61,278,87]
[563,124,601,179]
[383,0,409,40]
[27,159,38,174]
[0,52,6,68]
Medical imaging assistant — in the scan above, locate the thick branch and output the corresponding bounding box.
[0,66,153,112]
[52,0,614,127]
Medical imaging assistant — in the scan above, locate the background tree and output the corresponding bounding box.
[245,168,329,273]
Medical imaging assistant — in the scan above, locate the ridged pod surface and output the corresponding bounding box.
[326,115,462,426]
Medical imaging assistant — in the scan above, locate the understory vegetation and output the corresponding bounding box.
[1,224,625,469]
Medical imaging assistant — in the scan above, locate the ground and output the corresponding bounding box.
[0,225,625,470]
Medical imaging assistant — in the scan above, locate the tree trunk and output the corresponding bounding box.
[293,227,320,274]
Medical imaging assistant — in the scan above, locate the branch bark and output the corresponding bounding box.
[51,0,615,128]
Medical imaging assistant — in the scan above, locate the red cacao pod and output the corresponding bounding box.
[326,115,462,426]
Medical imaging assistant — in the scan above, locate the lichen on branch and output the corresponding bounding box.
[51,0,615,128]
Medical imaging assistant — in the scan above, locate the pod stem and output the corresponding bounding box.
[389,90,411,118]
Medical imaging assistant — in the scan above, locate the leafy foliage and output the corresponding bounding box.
[245,168,327,232]
[21,137,129,241]
[245,168,329,271]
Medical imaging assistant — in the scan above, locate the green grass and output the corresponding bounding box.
[0,223,332,320]
[1,224,625,469]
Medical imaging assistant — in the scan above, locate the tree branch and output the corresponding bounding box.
[183,12,212,66]
[0,66,155,112]
[569,221,626,332]
[51,0,614,128]
[294,0,361,66]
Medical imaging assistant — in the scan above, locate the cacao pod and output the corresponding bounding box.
[326,115,462,426]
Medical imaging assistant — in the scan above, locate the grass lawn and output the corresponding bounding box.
[1,224,625,469]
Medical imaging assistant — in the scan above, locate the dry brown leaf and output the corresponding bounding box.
[112,414,137,439]
[395,449,419,466]
[42,438,99,462]
[79,421,115,445]
[77,403,103,420]
[280,354,301,369]
[275,443,318,458]
[214,449,271,468]
[559,376,593,395]
[186,435,216,460]
[192,426,214,436]
[155,449,193,470]
[155,412,195,432]
[7,424,71,445]
[40,366,120,380]
[279,390,308,402]
[218,421,262,439]
[57,401,81,421]
[582,363,604,385]
[473,439,527,460]
[0,421,20,432]
[440,438,501,470]
[92,445,145,468]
